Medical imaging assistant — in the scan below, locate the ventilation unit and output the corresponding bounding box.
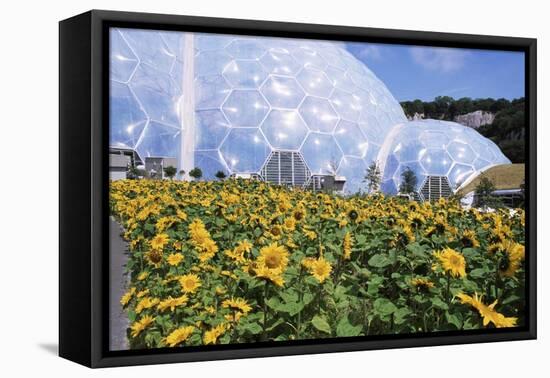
[420,176,453,201]
[260,151,311,187]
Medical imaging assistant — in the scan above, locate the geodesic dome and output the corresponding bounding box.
[378,120,511,197]
[109,28,408,192]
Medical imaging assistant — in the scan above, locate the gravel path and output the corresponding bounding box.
[109,217,129,351]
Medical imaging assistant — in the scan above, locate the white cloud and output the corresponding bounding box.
[354,44,382,61]
[409,47,469,73]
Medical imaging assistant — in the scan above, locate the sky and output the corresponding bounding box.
[346,42,525,102]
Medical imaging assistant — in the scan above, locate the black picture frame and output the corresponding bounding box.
[59,9,537,368]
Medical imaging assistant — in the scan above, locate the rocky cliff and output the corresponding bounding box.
[453,110,495,129]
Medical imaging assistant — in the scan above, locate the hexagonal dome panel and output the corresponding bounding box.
[195,110,230,150]
[222,90,270,127]
[110,29,138,83]
[195,50,233,77]
[261,110,308,150]
[220,128,270,172]
[300,133,343,175]
[299,96,339,133]
[260,49,301,75]
[337,157,368,194]
[447,141,476,164]
[419,149,453,176]
[225,39,267,59]
[110,82,148,149]
[334,120,368,158]
[448,163,475,189]
[223,60,268,89]
[121,29,175,73]
[195,75,231,110]
[297,68,333,98]
[260,76,305,109]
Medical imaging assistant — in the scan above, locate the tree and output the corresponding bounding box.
[163,165,177,180]
[364,161,381,193]
[215,170,227,180]
[399,167,417,194]
[189,167,203,181]
[474,174,502,209]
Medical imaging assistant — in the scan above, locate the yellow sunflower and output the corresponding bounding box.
[150,233,170,250]
[343,232,353,260]
[130,315,155,338]
[461,229,480,248]
[135,296,159,314]
[167,253,184,266]
[203,323,227,345]
[179,274,202,294]
[499,240,525,277]
[165,326,195,347]
[255,265,285,286]
[256,243,289,271]
[157,294,188,312]
[307,256,332,283]
[411,277,434,290]
[222,297,252,314]
[457,292,517,328]
[120,287,136,307]
[434,248,466,278]
[145,249,163,267]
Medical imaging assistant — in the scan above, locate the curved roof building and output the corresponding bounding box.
[109,28,511,198]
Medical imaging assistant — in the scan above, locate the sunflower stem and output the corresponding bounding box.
[446,274,451,305]
[262,281,269,341]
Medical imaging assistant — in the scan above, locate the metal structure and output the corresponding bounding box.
[109,29,512,197]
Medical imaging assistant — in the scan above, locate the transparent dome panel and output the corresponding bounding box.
[220,128,270,172]
[337,156,367,194]
[194,150,228,179]
[448,163,475,189]
[223,60,268,89]
[260,49,301,76]
[226,39,267,60]
[110,29,138,83]
[330,89,362,122]
[195,50,233,77]
[297,68,334,98]
[110,82,148,148]
[260,110,308,150]
[222,90,270,127]
[135,122,180,159]
[129,64,181,126]
[300,133,343,175]
[298,96,339,133]
[195,75,231,110]
[121,29,175,73]
[447,141,477,164]
[260,76,305,109]
[195,110,230,150]
[291,46,327,70]
[333,120,368,158]
[419,149,453,176]
[393,161,427,192]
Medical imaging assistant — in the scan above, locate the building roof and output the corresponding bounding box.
[459,164,525,194]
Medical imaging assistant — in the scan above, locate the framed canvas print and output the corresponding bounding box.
[59,10,537,368]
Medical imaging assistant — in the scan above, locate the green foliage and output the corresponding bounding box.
[475,174,503,209]
[364,161,381,193]
[163,165,177,180]
[399,167,417,194]
[189,167,203,180]
[215,170,227,180]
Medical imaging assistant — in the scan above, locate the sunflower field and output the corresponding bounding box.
[110,178,526,349]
